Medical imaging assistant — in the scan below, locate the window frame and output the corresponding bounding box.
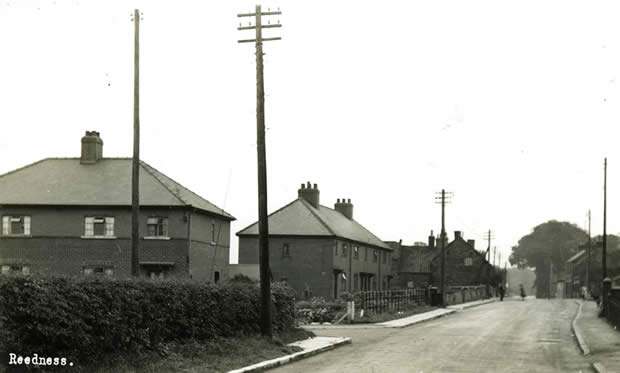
[146,216,169,238]
[83,216,116,239]
[353,246,359,260]
[2,215,31,236]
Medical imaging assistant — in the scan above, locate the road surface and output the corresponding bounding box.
[274,298,593,373]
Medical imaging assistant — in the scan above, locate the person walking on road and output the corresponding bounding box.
[519,284,526,301]
[498,284,505,301]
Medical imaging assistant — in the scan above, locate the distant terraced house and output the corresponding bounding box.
[0,131,235,281]
[236,182,392,299]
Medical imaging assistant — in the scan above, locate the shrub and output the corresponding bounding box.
[0,275,295,363]
[295,297,345,324]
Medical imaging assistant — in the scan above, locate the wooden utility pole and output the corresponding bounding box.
[603,158,608,279]
[587,209,591,294]
[131,9,142,277]
[484,230,494,297]
[493,246,496,267]
[435,190,452,307]
[238,5,281,339]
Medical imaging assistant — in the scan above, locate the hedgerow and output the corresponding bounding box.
[0,275,295,362]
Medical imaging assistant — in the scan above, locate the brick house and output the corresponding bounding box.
[567,239,620,299]
[388,232,439,289]
[429,231,491,287]
[237,182,392,299]
[0,131,235,281]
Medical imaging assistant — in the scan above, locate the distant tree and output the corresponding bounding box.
[509,220,588,297]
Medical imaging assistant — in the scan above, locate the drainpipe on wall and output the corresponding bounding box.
[378,248,381,291]
[186,210,192,277]
[348,243,353,293]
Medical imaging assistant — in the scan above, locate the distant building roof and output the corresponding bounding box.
[236,198,390,250]
[0,158,234,220]
[399,244,437,273]
[567,250,586,263]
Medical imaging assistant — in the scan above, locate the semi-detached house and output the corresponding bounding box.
[0,131,234,281]
[237,182,392,299]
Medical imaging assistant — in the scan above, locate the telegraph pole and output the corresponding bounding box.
[484,230,495,297]
[603,158,608,279]
[435,190,453,307]
[131,9,142,277]
[587,209,591,295]
[238,5,281,339]
[493,246,496,267]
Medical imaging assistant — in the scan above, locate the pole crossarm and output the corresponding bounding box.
[238,37,282,43]
[238,24,282,30]
[237,11,282,17]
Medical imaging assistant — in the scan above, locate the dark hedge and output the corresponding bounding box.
[0,276,295,362]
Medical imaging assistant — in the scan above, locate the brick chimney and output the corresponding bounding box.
[429,230,435,248]
[298,182,320,208]
[454,231,462,240]
[467,239,475,249]
[80,131,103,164]
[334,198,354,220]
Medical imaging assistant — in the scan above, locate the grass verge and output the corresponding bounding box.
[353,304,437,324]
[10,328,316,373]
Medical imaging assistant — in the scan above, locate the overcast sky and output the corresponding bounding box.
[1,0,619,266]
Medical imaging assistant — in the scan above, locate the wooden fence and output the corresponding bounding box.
[359,288,426,313]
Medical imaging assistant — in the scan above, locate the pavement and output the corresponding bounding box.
[574,300,620,373]
[227,336,352,373]
[304,298,496,330]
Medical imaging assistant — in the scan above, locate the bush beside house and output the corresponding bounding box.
[0,275,295,363]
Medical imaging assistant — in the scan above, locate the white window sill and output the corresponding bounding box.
[81,236,117,240]
[144,236,171,240]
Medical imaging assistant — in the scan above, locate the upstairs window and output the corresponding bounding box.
[282,243,290,258]
[373,250,378,263]
[353,246,359,260]
[342,244,348,257]
[84,217,114,237]
[464,257,473,266]
[147,217,168,237]
[2,216,31,235]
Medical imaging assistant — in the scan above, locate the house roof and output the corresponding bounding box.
[236,198,390,250]
[431,237,490,265]
[0,158,234,220]
[400,245,438,272]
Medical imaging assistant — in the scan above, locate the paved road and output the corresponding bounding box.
[275,299,593,373]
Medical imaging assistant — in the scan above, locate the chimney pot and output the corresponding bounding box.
[313,183,317,189]
[306,181,311,188]
[454,231,462,240]
[301,183,305,189]
[347,198,351,203]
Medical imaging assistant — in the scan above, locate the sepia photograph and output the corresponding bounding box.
[0,0,619,372]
